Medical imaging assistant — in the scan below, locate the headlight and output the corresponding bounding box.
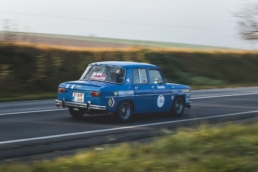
[181,89,190,93]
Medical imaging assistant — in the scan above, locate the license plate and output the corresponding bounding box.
[72,92,84,103]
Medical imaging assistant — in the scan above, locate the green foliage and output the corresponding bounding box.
[0,43,258,98]
[1,123,258,172]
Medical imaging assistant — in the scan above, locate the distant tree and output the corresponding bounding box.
[236,4,258,42]
[2,19,18,42]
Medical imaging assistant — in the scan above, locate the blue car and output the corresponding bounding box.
[55,61,191,122]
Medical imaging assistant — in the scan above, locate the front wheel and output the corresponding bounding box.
[170,96,185,116]
[69,108,84,118]
[116,101,133,122]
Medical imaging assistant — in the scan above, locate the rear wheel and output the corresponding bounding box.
[116,101,133,122]
[69,108,84,118]
[170,96,185,116]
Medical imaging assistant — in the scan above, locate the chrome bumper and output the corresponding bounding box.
[55,99,106,111]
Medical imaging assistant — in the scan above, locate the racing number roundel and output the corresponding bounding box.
[157,95,165,108]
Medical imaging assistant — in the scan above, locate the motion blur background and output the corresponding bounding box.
[1,0,258,101]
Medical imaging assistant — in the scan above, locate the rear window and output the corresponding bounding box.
[80,65,125,84]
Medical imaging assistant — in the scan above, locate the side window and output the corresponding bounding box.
[133,69,148,84]
[149,69,163,84]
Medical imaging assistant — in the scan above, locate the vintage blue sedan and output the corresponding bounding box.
[55,61,191,122]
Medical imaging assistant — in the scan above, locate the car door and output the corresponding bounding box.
[133,68,152,113]
[149,69,172,112]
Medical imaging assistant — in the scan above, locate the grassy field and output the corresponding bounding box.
[0,31,230,50]
[1,123,258,172]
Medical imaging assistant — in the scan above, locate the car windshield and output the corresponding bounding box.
[80,65,125,84]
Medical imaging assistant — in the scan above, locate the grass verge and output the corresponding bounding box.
[1,123,258,172]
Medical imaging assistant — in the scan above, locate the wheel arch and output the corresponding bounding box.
[173,95,185,105]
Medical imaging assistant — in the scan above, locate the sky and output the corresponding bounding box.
[0,0,257,49]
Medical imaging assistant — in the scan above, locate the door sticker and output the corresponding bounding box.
[157,95,165,108]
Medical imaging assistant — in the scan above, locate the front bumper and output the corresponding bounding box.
[55,99,106,111]
[187,101,191,108]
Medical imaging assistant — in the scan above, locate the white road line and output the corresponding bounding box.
[191,92,258,99]
[0,92,258,116]
[0,109,66,116]
[1,110,258,145]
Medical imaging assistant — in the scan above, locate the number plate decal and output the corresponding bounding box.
[72,92,84,103]
[157,95,165,108]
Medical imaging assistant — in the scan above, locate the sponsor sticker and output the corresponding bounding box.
[90,72,107,81]
[157,85,165,89]
[114,92,118,96]
[157,95,165,108]
[118,90,134,96]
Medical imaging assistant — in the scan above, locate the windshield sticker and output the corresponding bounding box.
[126,78,130,83]
[90,72,107,81]
[118,90,134,96]
[157,95,165,108]
[157,85,165,89]
[108,98,115,107]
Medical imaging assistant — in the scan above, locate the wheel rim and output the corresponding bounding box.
[175,98,183,113]
[120,102,130,119]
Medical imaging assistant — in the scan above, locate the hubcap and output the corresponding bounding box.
[120,102,130,119]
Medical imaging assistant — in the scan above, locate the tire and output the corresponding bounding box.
[116,101,133,122]
[170,96,185,116]
[69,108,84,118]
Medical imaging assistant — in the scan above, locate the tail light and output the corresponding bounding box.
[90,91,100,96]
[58,88,67,93]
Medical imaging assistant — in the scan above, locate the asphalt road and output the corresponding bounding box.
[0,87,258,160]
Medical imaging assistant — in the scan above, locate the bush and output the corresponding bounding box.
[1,43,258,97]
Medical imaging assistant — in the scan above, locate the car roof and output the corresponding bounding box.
[90,61,158,68]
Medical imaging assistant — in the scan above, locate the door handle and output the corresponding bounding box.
[135,86,138,90]
[152,86,155,89]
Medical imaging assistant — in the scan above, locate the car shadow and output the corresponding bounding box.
[70,109,191,125]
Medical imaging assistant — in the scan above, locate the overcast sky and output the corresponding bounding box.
[0,0,257,49]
